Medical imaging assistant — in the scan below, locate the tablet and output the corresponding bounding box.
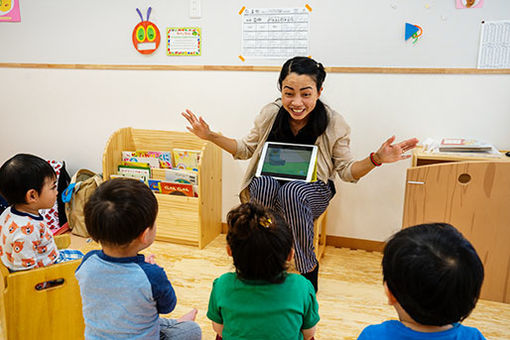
[255,142,318,182]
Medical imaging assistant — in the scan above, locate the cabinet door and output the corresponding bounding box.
[402,161,510,303]
[156,194,199,245]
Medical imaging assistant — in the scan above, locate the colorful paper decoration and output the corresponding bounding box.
[0,0,21,22]
[405,23,422,44]
[167,27,201,56]
[132,7,161,55]
[456,0,484,9]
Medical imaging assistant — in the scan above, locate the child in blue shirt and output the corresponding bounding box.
[358,223,486,340]
[75,178,201,340]
[207,202,319,340]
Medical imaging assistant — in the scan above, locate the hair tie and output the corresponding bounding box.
[259,217,272,228]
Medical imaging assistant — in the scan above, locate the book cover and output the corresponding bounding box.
[439,138,492,152]
[160,181,194,197]
[122,151,172,168]
[117,165,151,182]
[110,174,146,183]
[172,148,201,171]
[122,160,150,169]
[164,169,198,185]
[148,179,161,193]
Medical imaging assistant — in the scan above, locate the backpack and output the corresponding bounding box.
[41,160,71,235]
[0,194,8,215]
[62,169,103,237]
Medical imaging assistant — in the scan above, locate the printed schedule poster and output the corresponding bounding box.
[167,27,201,56]
[478,20,510,69]
[242,7,310,59]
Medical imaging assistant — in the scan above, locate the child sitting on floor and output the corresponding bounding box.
[207,202,319,340]
[76,178,201,340]
[0,154,83,271]
[358,223,486,339]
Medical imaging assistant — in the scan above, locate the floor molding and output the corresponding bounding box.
[221,223,383,252]
[325,235,384,252]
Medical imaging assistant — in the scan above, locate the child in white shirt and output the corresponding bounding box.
[0,153,82,271]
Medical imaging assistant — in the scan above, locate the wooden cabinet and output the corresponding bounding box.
[103,127,222,249]
[411,146,510,167]
[403,148,510,303]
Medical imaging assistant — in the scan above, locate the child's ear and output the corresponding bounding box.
[384,281,398,306]
[226,245,232,257]
[287,248,295,262]
[25,189,39,203]
[138,227,151,245]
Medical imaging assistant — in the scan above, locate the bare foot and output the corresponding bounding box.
[177,308,198,322]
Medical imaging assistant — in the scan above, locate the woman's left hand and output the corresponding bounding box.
[374,136,419,164]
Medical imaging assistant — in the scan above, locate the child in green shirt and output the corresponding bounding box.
[207,202,319,340]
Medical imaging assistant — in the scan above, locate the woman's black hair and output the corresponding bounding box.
[226,203,293,283]
[278,56,326,92]
[274,56,328,140]
[383,223,484,326]
[84,178,158,246]
[0,154,56,205]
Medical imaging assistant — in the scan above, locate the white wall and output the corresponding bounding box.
[3,1,510,67]
[1,67,509,241]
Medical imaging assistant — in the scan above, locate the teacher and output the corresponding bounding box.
[182,56,418,291]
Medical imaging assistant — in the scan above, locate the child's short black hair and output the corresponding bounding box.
[84,178,158,246]
[226,202,293,283]
[383,223,484,326]
[0,153,56,205]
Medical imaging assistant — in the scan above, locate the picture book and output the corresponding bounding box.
[122,151,172,168]
[51,222,70,236]
[164,169,198,185]
[110,174,146,183]
[439,138,493,152]
[148,179,162,193]
[172,148,201,171]
[122,161,150,169]
[160,181,194,197]
[117,165,151,182]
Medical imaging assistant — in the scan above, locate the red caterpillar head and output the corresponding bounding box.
[132,7,161,55]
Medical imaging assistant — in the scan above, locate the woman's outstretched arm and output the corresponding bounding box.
[181,109,238,156]
[351,136,419,180]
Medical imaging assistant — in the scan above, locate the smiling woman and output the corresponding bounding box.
[181,56,418,292]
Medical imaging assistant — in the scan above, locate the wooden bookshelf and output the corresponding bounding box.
[102,127,222,248]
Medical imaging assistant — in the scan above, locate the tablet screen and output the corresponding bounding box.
[256,142,318,182]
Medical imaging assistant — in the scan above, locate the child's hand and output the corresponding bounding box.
[145,254,156,264]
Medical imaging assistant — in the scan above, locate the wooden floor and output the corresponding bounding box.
[74,234,510,340]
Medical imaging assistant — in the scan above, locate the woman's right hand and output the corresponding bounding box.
[181,109,211,141]
[182,108,238,156]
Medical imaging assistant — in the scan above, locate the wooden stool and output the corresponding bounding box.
[0,234,85,340]
[313,210,328,261]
